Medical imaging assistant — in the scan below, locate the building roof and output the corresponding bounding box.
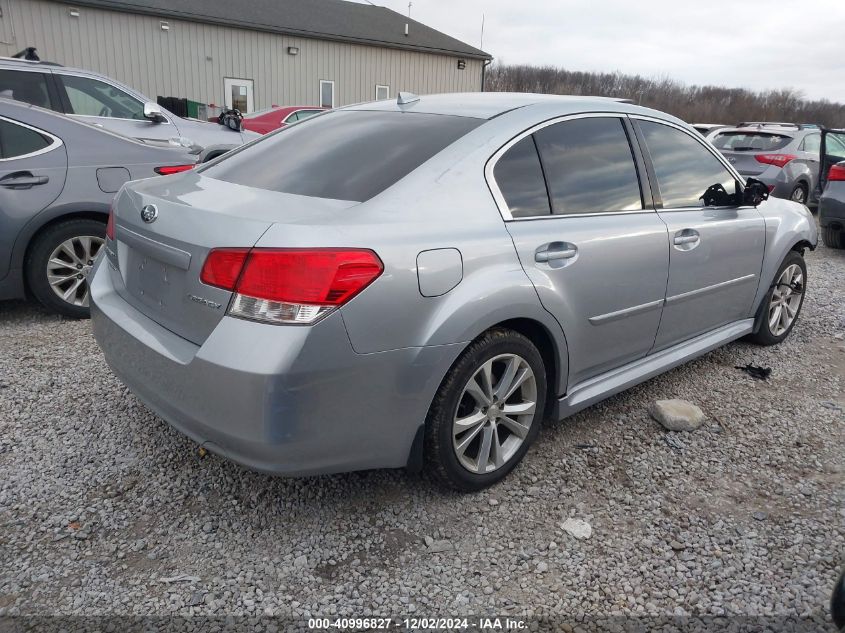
[65,0,492,60]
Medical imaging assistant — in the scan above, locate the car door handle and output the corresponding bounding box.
[673,234,698,245]
[0,172,49,189]
[535,243,577,262]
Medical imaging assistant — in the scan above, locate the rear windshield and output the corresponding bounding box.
[711,132,792,152]
[203,110,483,202]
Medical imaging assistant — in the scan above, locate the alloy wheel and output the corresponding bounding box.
[46,235,104,307]
[768,263,803,336]
[791,186,807,204]
[452,353,537,474]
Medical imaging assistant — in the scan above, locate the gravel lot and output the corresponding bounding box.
[0,242,843,629]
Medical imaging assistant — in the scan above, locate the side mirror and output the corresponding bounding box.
[743,178,770,206]
[143,102,167,123]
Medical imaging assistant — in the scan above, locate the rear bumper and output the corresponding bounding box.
[90,258,461,476]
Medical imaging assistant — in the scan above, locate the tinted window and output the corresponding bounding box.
[534,117,642,215]
[0,70,51,109]
[0,119,52,159]
[59,75,145,120]
[297,110,320,121]
[493,136,550,218]
[204,111,483,202]
[711,131,792,151]
[640,121,739,208]
[800,133,820,153]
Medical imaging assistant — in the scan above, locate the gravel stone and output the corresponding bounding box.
[560,518,593,540]
[649,399,706,431]
[0,243,843,620]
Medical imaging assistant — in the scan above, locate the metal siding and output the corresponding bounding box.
[3,0,484,109]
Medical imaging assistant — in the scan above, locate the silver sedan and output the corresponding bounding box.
[91,93,817,491]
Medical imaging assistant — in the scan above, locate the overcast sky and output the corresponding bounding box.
[363,0,845,103]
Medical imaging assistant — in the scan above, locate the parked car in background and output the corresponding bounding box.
[0,98,197,317]
[692,123,727,137]
[0,56,258,147]
[818,128,845,249]
[91,93,816,492]
[710,123,821,205]
[240,106,326,134]
[833,570,845,632]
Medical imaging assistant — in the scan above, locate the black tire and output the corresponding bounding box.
[822,226,845,250]
[790,183,808,205]
[746,250,807,346]
[424,328,547,492]
[25,218,106,318]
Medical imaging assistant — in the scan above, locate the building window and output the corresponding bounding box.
[320,80,335,108]
[375,85,389,101]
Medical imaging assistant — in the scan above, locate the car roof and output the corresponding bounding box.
[342,92,655,121]
[712,126,798,137]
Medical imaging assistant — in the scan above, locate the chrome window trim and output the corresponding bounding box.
[485,112,647,221]
[0,115,64,161]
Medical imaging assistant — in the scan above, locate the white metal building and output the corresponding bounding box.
[0,0,491,112]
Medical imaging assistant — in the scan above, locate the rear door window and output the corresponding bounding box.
[203,110,483,202]
[0,118,53,159]
[493,136,551,218]
[639,120,740,208]
[711,132,792,152]
[0,70,52,109]
[800,133,820,153]
[533,117,643,215]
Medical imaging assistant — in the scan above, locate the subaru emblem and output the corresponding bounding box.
[141,204,158,223]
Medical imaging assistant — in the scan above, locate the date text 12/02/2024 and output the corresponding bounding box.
[307,617,528,630]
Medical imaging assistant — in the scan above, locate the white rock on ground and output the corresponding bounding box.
[560,518,592,540]
[649,398,706,431]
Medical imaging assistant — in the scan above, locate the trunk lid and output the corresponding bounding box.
[108,172,357,344]
[718,150,769,176]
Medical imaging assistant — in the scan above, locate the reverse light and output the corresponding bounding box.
[199,248,384,325]
[154,164,195,175]
[829,163,845,182]
[754,153,796,169]
[106,202,115,240]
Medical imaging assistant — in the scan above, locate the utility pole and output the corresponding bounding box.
[480,13,485,49]
[408,2,412,17]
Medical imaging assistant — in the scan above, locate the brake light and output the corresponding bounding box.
[200,248,249,289]
[106,203,115,240]
[829,164,845,182]
[154,164,195,175]
[200,248,383,324]
[754,154,796,169]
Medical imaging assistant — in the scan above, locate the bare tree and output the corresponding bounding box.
[485,64,845,128]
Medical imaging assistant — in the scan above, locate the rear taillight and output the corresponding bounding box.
[154,164,195,175]
[754,154,796,169]
[106,203,115,240]
[200,248,383,325]
[199,248,249,289]
[829,164,845,182]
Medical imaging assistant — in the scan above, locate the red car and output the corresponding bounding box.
[240,105,326,134]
